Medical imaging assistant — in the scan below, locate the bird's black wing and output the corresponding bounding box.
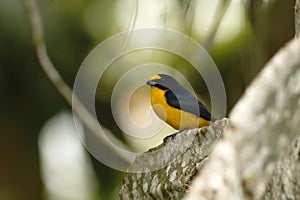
[165,90,215,121]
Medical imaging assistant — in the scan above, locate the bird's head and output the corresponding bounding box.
[146,74,180,91]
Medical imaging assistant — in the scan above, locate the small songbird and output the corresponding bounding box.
[146,74,216,130]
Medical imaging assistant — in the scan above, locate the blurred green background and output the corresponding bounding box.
[0,0,294,199]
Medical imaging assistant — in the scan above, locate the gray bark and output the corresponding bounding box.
[261,136,300,200]
[184,37,300,200]
[119,119,228,199]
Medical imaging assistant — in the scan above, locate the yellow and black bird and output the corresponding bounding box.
[146,74,216,130]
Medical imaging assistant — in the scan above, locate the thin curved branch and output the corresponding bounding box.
[184,0,196,36]
[203,0,232,50]
[122,0,139,50]
[24,0,132,162]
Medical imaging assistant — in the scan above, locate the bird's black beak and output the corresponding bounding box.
[146,80,156,86]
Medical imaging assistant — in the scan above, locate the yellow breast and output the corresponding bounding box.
[150,87,211,130]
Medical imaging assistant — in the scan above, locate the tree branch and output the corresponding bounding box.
[261,136,300,200]
[185,36,300,200]
[119,119,228,199]
[203,0,232,50]
[24,0,132,162]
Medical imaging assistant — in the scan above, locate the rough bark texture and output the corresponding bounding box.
[261,136,300,200]
[183,132,243,200]
[119,119,228,200]
[184,37,300,200]
[229,37,300,199]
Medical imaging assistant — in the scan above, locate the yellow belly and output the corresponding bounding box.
[150,87,211,130]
